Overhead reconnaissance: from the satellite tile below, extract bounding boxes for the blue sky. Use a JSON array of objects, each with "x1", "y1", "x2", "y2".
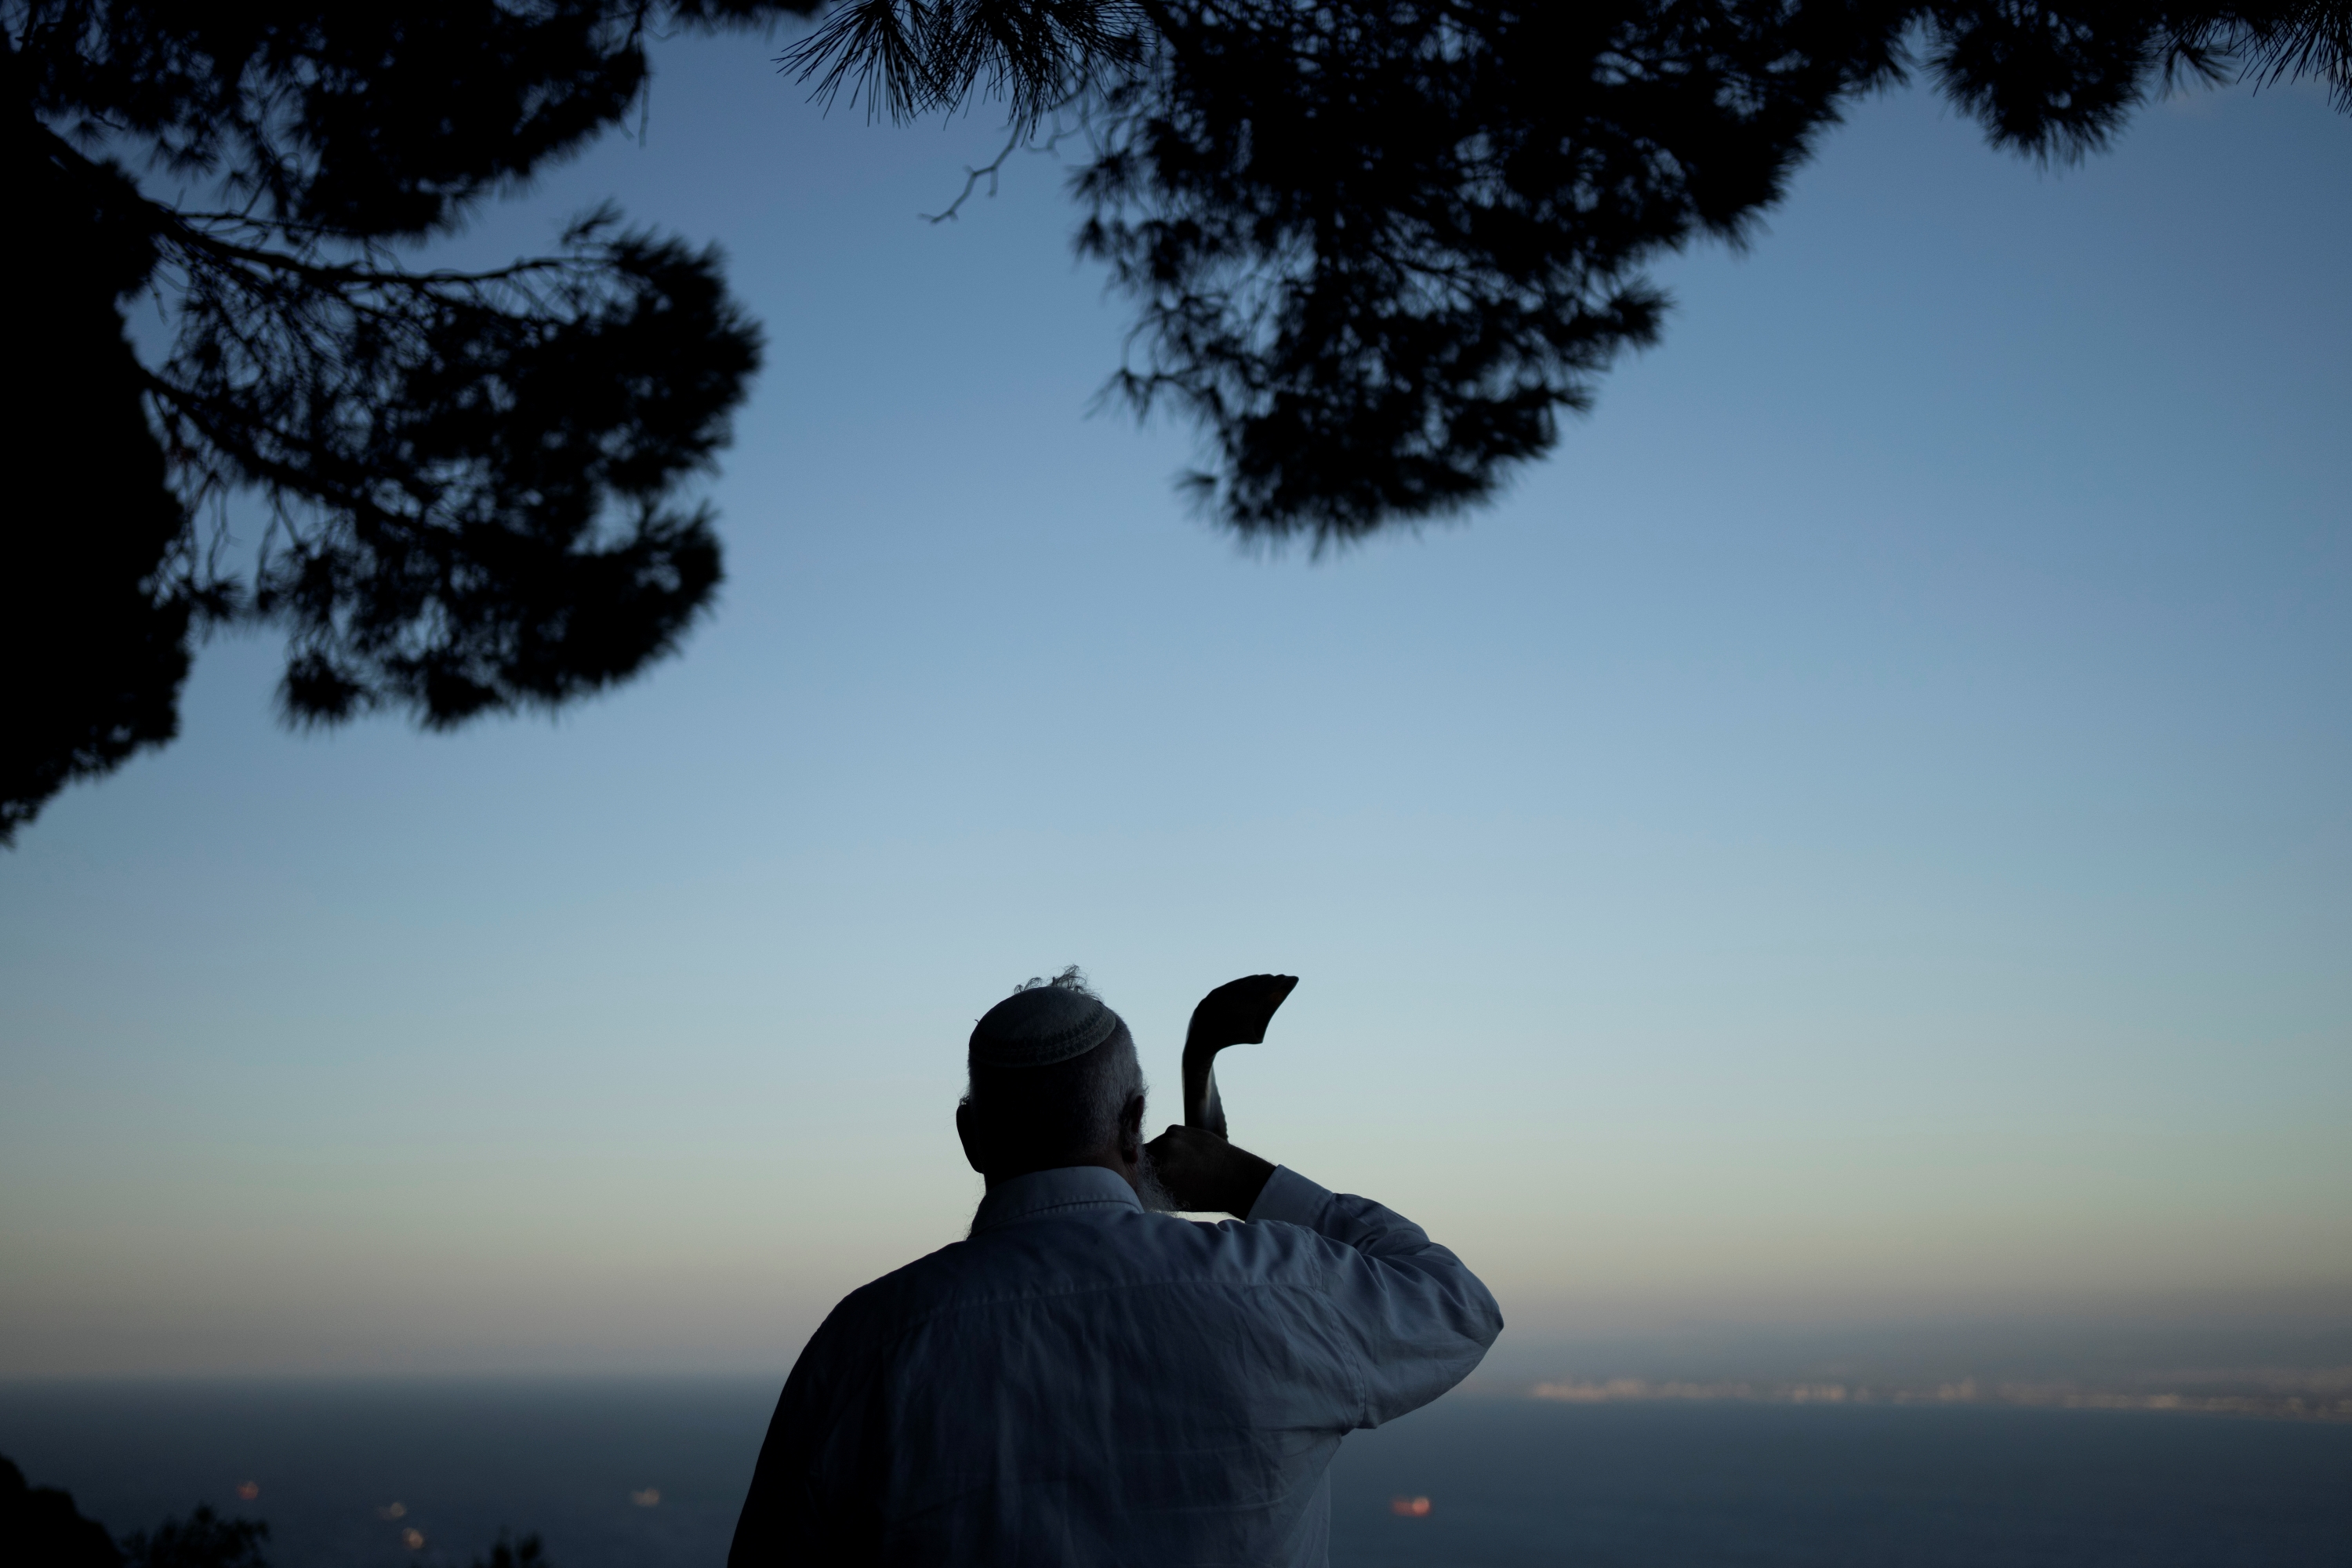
[{"x1": 2, "y1": 34, "x2": 2347, "y2": 1377}]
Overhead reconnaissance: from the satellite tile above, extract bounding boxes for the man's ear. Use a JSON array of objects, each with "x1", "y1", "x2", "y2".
[
  {"x1": 1116, "y1": 1093, "x2": 1146, "y2": 1163},
  {"x1": 956, "y1": 1101, "x2": 987, "y2": 1175}
]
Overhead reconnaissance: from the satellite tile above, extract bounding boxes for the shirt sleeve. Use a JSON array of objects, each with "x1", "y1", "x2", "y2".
[{"x1": 1246, "y1": 1165, "x2": 1505, "y2": 1428}]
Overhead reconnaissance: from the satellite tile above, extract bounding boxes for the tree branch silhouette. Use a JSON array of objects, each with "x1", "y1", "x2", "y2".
[
  {"x1": 3, "y1": 0, "x2": 823, "y2": 843},
  {"x1": 11, "y1": 1, "x2": 2347, "y2": 840},
  {"x1": 789, "y1": 1, "x2": 2352, "y2": 547},
  {"x1": 920, "y1": 126, "x2": 1025, "y2": 222}
]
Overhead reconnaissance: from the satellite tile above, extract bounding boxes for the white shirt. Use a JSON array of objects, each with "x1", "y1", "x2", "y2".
[{"x1": 728, "y1": 1164, "x2": 1503, "y2": 1567}]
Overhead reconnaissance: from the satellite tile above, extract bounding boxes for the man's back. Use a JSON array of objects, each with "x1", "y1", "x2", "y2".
[{"x1": 730, "y1": 1164, "x2": 1501, "y2": 1567}]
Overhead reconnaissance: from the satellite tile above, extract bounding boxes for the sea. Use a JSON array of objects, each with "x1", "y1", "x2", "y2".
[{"x1": 4, "y1": 1379, "x2": 2347, "y2": 1568}]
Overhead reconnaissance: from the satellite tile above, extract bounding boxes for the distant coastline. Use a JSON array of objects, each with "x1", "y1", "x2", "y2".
[{"x1": 1529, "y1": 1370, "x2": 2352, "y2": 1421}]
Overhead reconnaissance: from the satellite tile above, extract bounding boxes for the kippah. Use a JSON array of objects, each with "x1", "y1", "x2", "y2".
[{"x1": 969, "y1": 981, "x2": 1125, "y2": 1069}]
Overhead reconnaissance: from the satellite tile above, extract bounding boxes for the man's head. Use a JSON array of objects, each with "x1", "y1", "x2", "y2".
[{"x1": 957, "y1": 967, "x2": 1162, "y2": 1202}]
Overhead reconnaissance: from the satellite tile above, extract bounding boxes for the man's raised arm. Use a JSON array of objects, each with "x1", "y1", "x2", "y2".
[{"x1": 1145, "y1": 1125, "x2": 1504, "y2": 1425}]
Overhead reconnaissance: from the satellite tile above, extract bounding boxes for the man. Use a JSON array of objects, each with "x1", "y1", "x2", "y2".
[{"x1": 728, "y1": 968, "x2": 1502, "y2": 1566}]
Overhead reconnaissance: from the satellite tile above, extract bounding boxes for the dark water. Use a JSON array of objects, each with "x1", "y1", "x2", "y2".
[
  {"x1": 4, "y1": 1381, "x2": 2347, "y2": 1567},
  {"x1": 1332, "y1": 1397, "x2": 2352, "y2": 1567}
]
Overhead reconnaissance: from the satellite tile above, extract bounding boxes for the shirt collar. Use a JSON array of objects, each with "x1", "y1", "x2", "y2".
[{"x1": 971, "y1": 1165, "x2": 1143, "y2": 1234}]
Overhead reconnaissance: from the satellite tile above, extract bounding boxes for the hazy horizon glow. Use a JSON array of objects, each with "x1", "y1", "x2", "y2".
[{"x1": 2, "y1": 41, "x2": 2347, "y2": 1378}]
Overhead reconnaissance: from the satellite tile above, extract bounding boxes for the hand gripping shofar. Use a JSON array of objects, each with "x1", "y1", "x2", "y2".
[{"x1": 1180, "y1": 974, "x2": 1299, "y2": 1138}]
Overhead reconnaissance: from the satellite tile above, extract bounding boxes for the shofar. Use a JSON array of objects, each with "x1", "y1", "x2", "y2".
[{"x1": 1180, "y1": 974, "x2": 1299, "y2": 1137}]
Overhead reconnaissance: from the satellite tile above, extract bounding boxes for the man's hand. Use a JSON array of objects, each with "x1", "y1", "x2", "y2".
[{"x1": 1145, "y1": 1124, "x2": 1276, "y2": 1217}]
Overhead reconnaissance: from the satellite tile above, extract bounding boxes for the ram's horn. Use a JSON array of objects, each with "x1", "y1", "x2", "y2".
[{"x1": 1181, "y1": 974, "x2": 1299, "y2": 1137}]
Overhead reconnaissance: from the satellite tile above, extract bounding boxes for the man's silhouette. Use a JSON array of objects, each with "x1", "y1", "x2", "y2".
[{"x1": 728, "y1": 968, "x2": 1501, "y2": 1566}]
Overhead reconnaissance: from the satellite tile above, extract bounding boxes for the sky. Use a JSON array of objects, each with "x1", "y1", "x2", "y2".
[{"x1": 2, "y1": 31, "x2": 2347, "y2": 1381}]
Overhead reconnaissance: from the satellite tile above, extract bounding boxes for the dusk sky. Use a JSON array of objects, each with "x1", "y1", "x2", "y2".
[{"x1": 2, "y1": 32, "x2": 2347, "y2": 1379}]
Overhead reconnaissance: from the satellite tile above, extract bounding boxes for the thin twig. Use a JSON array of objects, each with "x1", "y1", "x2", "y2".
[
  {"x1": 918, "y1": 89, "x2": 1097, "y2": 223},
  {"x1": 164, "y1": 216, "x2": 578, "y2": 291},
  {"x1": 920, "y1": 128, "x2": 1024, "y2": 223}
]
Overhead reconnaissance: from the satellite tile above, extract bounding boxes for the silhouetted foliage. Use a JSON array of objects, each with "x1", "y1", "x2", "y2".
[
  {"x1": 2, "y1": 1455, "x2": 125, "y2": 1568},
  {"x1": 9, "y1": 123, "x2": 195, "y2": 839},
  {"x1": 793, "y1": 2, "x2": 2350, "y2": 545},
  {"x1": 2, "y1": 1453, "x2": 568, "y2": 1568},
  {"x1": 119, "y1": 1507, "x2": 269, "y2": 1568},
  {"x1": 3, "y1": 0, "x2": 818, "y2": 842},
  {"x1": 793, "y1": 0, "x2": 1145, "y2": 124},
  {"x1": 12, "y1": 3, "x2": 2346, "y2": 840},
  {"x1": 1073, "y1": 4, "x2": 1904, "y2": 539},
  {"x1": 472, "y1": 1530, "x2": 550, "y2": 1568}
]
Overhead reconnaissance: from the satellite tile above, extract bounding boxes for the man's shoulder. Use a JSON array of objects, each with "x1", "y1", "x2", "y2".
[
  {"x1": 818, "y1": 1235, "x2": 978, "y2": 1337},
  {"x1": 826, "y1": 1204, "x2": 1346, "y2": 1338}
]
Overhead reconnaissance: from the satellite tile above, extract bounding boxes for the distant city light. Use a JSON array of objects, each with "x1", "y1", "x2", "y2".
[
  {"x1": 402, "y1": 1529, "x2": 426, "y2": 1550},
  {"x1": 234, "y1": 1483, "x2": 260, "y2": 1501},
  {"x1": 630, "y1": 1488, "x2": 662, "y2": 1508},
  {"x1": 1388, "y1": 1495, "x2": 1432, "y2": 1518},
  {"x1": 378, "y1": 1504, "x2": 408, "y2": 1521}
]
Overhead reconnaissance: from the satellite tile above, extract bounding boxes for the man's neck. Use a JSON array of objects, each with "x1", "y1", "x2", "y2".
[{"x1": 982, "y1": 1149, "x2": 1138, "y2": 1195}]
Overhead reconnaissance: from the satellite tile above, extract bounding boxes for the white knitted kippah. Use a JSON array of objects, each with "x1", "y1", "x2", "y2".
[{"x1": 968, "y1": 975, "x2": 1124, "y2": 1069}]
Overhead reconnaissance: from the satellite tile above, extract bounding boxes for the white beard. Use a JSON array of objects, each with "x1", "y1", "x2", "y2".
[{"x1": 1131, "y1": 1146, "x2": 1177, "y2": 1214}]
